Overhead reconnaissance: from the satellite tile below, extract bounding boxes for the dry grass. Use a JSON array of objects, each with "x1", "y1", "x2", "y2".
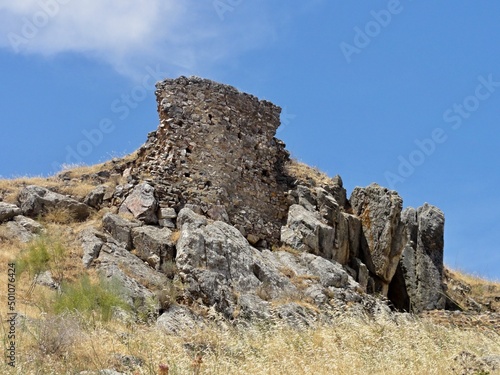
[
  {"x1": 285, "y1": 159, "x2": 335, "y2": 187},
  {"x1": 170, "y1": 230, "x2": 181, "y2": 244},
  {"x1": 1, "y1": 310, "x2": 499, "y2": 374}
]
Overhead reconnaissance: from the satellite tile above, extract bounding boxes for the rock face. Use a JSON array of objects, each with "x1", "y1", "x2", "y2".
[
  {"x1": 350, "y1": 184, "x2": 406, "y2": 295},
  {"x1": 18, "y1": 185, "x2": 90, "y2": 220},
  {"x1": 0, "y1": 202, "x2": 21, "y2": 222},
  {"x1": 389, "y1": 204, "x2": 446, "y2": 312},
  {"x1": 176, "y1": 208, "x2": 362, "y2": 320},
  {"x1": 119, "y1": 183, "x2": 158, "y2": 224},
  {"x1": 133, "y1": 76, "x2": 293, "y2": 244}
]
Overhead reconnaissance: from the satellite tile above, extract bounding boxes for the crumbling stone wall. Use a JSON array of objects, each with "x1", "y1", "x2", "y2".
[{"x1": 134, "y1": 76, "x2": 292, "y2": 243}]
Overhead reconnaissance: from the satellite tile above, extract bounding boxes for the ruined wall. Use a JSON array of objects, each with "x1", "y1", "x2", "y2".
[{"x1": 134, "y1": 76, "x2": 292, "y2": 243}]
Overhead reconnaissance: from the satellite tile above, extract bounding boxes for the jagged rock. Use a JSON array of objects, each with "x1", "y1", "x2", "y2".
[
  {"x1": 80, "y1": 227, "x2": 106, "y2": 268},
  {"x1": 13, "y1": 215, "x2": 43, "y2": 234},
  {"x1": 35, "y1": 270, "x2": 59, "y2": 290},
  {"x1": 281, "y1": 205, "x2": 343, "y2": 260},
  {"x1": 119, "y1": 183, "x2": 158, "y2": 224},
  {"x1": 0, "y1": 202, "x2": 21, "y2": 222},
  {"x1": 350, "y1": 183, "x2": 406, "y2": 295},
  {"x1": 158, "y1": 207, "x2": 177, "y2": 228},
  {"x1": 156, "y1": 305, "x2": 204, "y2": 335},
  {"x1": 389, "y1": 204, "x2": 446, "y2": 312},
  {"x1": 131, "y1": 226, "x2": 175, "y2": 266},
  {"x1": 273, "y1": 302, "x2": 318, "y2": 327},
  {"x1": 97, "y1": 240, "x2": 167, "y2": 309},
  {"x1": 1, "y1": 216, "x2": 43, "y2": 243},
  {"x1": 102, "y1": 213, "x2": 141, "y2": 250},
  {"x1": 280, "y1": 204, "x2": 336, "y2": 260},
  {"x1": 207, "y1": 204, "x2": 229, "y2": 222},
  {"x1": 84, "y1": 185, "x2": 107, "y2": 208},
  {"x1": 176, "y1": 208, "x2": 361, "y2": 319},
  {"x1": 18, "y1": 185, "x2": 90, "y2": 220},
  {"x1": 176, "y1": 207, "x2": 207, "y2": 228}
]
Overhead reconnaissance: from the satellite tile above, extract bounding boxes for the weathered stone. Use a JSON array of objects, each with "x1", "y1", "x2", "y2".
[
  {"x1": 102, "y1": 213, "x2": 141, "y2": 250},
  {"x1": 176, "y1": 207, "x2": 207, "y2": 229},
  {"x1": 13, "y1": 215, "x2": 43, "y2": 234},
  {"x1": 97, "y1": 241, "x2": 167, "y2": 309},
  {"x1": 207, "y1": 204, "x2": 229, "y2": 222},
  {"x1": 119, "y1": 183, "x2": 158, "y2": 224},
  {"x1": 131, "y1": 226, "x2": 175, "y2": 265},
  {"x1": 35, "y1": 270, "x2": 59, "y2": 290},
  {"x1": 0, "y1": 202, "x2": 21, "y2": 222},
  {"x1": 159, "y1": 207, "x2": 177, "y2": 228},
  {"x1": 156, "y1": 305, "x2": 204, "y2": 335},
  {"x1": 133, "y1": 77, "x2": 293, "y2": 244},
  {"x1": 18, "y1": 185, "x2": 90, "y2": 220},
  {"x1": 350, "y1": 183, "x2": 406, "y2": 294},
  {"x1": 79, "y1": 227, "x2": 106, "y2": 268},
  {"x1": 84, "y1": 185, "x2": 107, "y2": 208},
  {"x1": 280, "y1": 204, "x2": 335, "y2": 259},
  {"x1": 1, "y1": 217, "x2": 42, "y2": 243},
  {"x1": 389, "y1": 204, "x2": 446, "y2": 312}
]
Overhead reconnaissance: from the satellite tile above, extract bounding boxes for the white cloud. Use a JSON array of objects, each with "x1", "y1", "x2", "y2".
[{"x1": 0, "y1": 0, "x2": 276, "y2": 80}]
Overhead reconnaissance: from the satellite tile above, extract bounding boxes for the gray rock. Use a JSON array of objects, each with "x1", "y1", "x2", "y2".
[
  {"x1": 207, "y1": 204, "x2": 229, "y2": 222},
  {"x1": 97, "y1": 240, "x2": 167, "y2": 309},
  {"x1": 79, "y1": 227, "x2": 106, "y2": 268},
  {"x1": 350, "y1": 183, "x2": 406, "y2": 295},
  {"x1": 156, "y1": 304, "x2": 204, "y2": 335},
  {"x1": 84, "y1": 185, "x2": 107, "y2": 208},
  {"x1": 13, "y1": 215, "x2": 43, "y2": 234},
  {"x1": 131, "y1": 226, "x2": 175, "y2": 265},
  {"x1": 390, "y1": 204, "x2": 445, "y2": 312},
  {"x1": 18, "y1": 185, "x2": 90, "y2": 220},
  {"x1": 0, "y1": 202, "x2": 21, "y2": 222},
  {"x1": 35, "y1": 270, "x2": 59, "y2": 290},
  {"x1": 119, "y1": 183, "x2": 158, "y2": 224},
  {"x1": 281, "y1": 204, "x2": 335, "y2": 258},
  {"x1": 177, "y1": 207, "x2": 207, "y2": 229},
  {"x1": 159, "y1": 207, "x2": 177, "y2": 228},
  {"x1": 176, "y1": 209, "x2": 360, "y2": 319},
  {"x1": 1, "y1": 220, "x2": 37, "y2": 242},
  {"x1": 102, "y1": 213, "x2": 141, "y2": 250}
]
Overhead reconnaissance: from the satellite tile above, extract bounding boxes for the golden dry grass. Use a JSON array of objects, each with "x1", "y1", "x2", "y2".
[
  {"x1": 1, "y1": 308, "x2": 499, "y2": 375},
  {"x1": 285, "y1": 159, "x2": 335, "y2": 187}
]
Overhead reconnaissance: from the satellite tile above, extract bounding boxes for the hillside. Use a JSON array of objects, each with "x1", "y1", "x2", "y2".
[{"x1": 1, "y1": 76, "x2": 499, "y2": 374}]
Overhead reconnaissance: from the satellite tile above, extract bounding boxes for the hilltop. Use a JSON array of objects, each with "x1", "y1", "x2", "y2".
[{"x1": 0, "y1": 77, "x2": 499, "y2": 374}]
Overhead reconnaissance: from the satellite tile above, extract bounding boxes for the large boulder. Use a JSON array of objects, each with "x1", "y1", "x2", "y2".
[
  {"x1": 176, "y1": 208, "x2": 361, "y2": 319},
  {"x1": 18, "y1": 185, "x2": 90, "y2": 220},
  {"x1": 350, "y1": 183, "x2": 406, "y2": 295},
  {"x1": 102, "y1": 213, "x2": 141, "y2": 250},
  {"x1": 0, "y1": 215, "x2": 43, "y2": 243},
  {"x1": 119, "y1": 183, "x2": 158, "y2": 224},
  {"x1": 389, "y1": 204, "x2": 446, "y2": 312},
  {"x1": 280, "y1": 204, "x2": 335, "y2": 260},
  {"x1": 0, "y1": 202, "x2": 21, "y2": 222},
  {"x1": 131, "y1": 226, "x2": 175, "y2": 267}
]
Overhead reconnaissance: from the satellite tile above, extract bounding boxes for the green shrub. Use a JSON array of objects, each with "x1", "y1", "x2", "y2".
[
  {"x1": 16, "y1": 235, "x2": 59, "y2": 278},
  {"x1": 53, "y1": 274, "x2": 129, "y2": 321}
]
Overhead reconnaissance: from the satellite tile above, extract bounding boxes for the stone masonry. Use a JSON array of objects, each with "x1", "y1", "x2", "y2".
[{"x1": 134, "y1": 77, "x2": 293, "y2": 244}]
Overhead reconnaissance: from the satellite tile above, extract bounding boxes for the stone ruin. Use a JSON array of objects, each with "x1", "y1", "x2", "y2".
[{"x1": 134, "y1": 76, "x2": 292, "y2": 245}]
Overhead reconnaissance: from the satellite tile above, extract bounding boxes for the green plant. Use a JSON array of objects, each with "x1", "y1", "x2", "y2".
[
  {"x1": 16, "y1": 234, "x2": 67, "y2": 285},
  {"x1": 53, "y1": 274, "x2": 129, "y2": 321}
]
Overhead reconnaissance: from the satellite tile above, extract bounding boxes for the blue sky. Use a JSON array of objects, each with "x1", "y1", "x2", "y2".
[{"x1": 0, "y1": 1, "x2": 499, "y2": 279}]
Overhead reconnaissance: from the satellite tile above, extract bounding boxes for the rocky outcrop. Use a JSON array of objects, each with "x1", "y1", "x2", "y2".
[
  {"x1": 350, "y1": 184, "x2": 406, "y2": 295},
  {"x1": 102, "y1": 213, "x2": 141, "y2": 250},
  {"x1": 176, "y1": 208, "x2": 364, "y2": 320},
  {"x1": 119, "y1": 183, "x2": 158, "y2": 224},
  {"x1": 18, "y1": 185, "x2": 90, "y2": 220},
  {"x1": 131, "y1": 226, "x2": 175, "y2": 269},
  {"x1": 0, "y1": 202, "x2": 21, "y2": 222},
  {"x1": 389, "y1": 204, "x2": 446, "y2": 312}
]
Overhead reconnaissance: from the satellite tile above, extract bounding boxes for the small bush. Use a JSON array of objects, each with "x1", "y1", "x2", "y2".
[
  {"x1": 16, "y1": 234, "x2": 66, "y2": 281},
  {"x1": 30, "y1": 314, "x2": 80, "y2": 356},
  {"x1": 53, "y1": 274, "x2": 129, "y2": 321}
]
